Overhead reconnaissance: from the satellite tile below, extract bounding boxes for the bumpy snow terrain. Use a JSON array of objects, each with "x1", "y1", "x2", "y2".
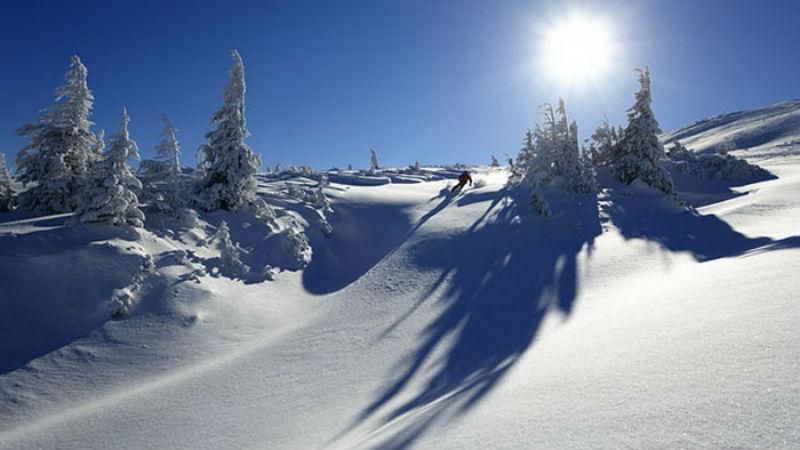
[{"x1": 1, "y1": 103, "x2": 799, "y2": 449}]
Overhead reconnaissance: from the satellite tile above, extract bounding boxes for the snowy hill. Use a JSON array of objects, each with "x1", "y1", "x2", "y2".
[
  {"x1": 2, "y1": 105, "x2": 800, "y2": 449},
  {"x1": 662, "y1": 99, "x2": 800, "y2": 156}
]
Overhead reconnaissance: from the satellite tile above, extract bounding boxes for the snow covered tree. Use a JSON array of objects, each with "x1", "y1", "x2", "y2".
[
  {"x1": 0, "y1": 153, "x2": 15, "y2": 211},
  {"x1": 511, "y1": 99, "x2": 596, "y2": 215},
  {"x1": 16, "y1": 55, "x2": 98, "y2": 212},
  {"x1": 74, "y1": 108, "x2": 145, "y2": 228},
  {"x1": 368, "y1": 148, "x2": 380, "y2": 175},
  {"x1": 196, "y1": 50, "x2": 261, "y2": 211},
  {"x1": 155, "y1": 114, "x2": 183, "y2": 209},
  {"x1": 586, "y1": 117, "x2": 620, "y2": 167},
  {"x1": 490, "y1": 155, "x2": 500, "y2": 167},
  {"x1": 609, "y1": 68, "x2": 674, "y2": 194},
  {"x1": 213, "y1": 221, "x2": 250, "y2": 278},
  {"x1": 716, "y1": 138, "x2": 737, "y2": 155},
  {"x1": 566, "y1": 121, "x2": 596, "y2": 193},
  {"x1": 666, "y1": 141, "x2": 692, "y2": 159},
  {"x1": 509, "y1": 129, "x2": 535, "y2": 184},
  {"x1": 664, "y1": 140, "x2": 772, "y2": 183}
]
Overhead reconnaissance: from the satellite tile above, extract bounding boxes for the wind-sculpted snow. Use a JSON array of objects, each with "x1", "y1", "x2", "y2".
[
  {"x1": 662, "y1": 99, "x2": 800, "y2": 155},
  {"x1": 0, "y1": 151, "x2": 799, "y2": 449},
  {"x1": 0, "y1": 217, "x2": 146, "y2": 374}
]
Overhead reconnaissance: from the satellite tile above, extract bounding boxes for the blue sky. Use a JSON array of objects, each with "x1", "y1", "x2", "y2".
[{"x1": 1, "y1": 0, "x2": 799, "y2": 170}]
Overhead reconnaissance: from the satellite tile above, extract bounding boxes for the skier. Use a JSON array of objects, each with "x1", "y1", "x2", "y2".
[{"x1": 451, "y1": 170, "x2": 473, "y2": 193}]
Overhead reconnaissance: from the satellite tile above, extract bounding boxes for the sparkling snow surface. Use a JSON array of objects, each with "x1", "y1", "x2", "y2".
[{"x1": 1, "y1": 107, "x2": 799, "y2": 449}]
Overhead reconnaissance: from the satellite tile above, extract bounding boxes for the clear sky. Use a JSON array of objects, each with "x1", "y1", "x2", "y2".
[{"x1": 1, "y1": 0, "x2": 799, "y2": 170}]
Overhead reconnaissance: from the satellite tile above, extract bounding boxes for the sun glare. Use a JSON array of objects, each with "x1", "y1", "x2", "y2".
[{"x1": 541, "y1": 13, "x2": 618, "y2": 87}]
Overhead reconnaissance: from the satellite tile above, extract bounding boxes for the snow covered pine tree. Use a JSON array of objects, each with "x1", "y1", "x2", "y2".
[
  {"x1": 213, "y1": 221, "x2": 250, "y2": 278},
  {"x1": 74, "y1": 108, "x2": 145, "y2": 227},
  {"x1": 368, "y1": 148, "x2": 380, "y2": 175},
  {"x1": 155, "y1": 114, "x2": 184, "y2": 211},
  {"x1": 0, "y1": 153, "x2": 15, "y2": 211},
  {"x1": 608, "y1": 67, "x2": 674, "y2": 195},
  {"x1": 511, "y1": 99, "x2": 596, "y2": 216},
  {"x1": 16, "y1": 55, "x2": 98, "y2": 212},
  {"x1": 586, "y1": 117, "x2": 621, "y2": 168},
  {"x1": 196, "y1": 50, "x2": 261, "y2": 211}
]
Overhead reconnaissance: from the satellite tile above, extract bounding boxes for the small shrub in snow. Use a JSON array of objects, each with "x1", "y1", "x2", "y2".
[
  {"x1": 247, "y1": 196, "x2": 280, "y2": 231},
  {"x1": 0, "y1": 153, "x2": 15, "y2": 211},
  {"x1": 285, "y1": 226, "x2": 313, "y2": 268},
  {"x1": 16, "y1": 55, "x2": 99, "y2": 212},
  {"x1": 212, "y1": 221, "x2": 250, "y2": 278},
  {"x1": 608, "y1": 68, "x2": 674, "y2": 195},
  {"x1": 74, "y1": 108, "x2": 145, "y2": 228},
  {"x1": 284, "y1": 181, "x2": 335, "y2": 236},
  {"x1": 110, "y1": 254, "x2": 154, "y2": 318},
  {"x1": 262, "y1": 265, "x2": 276, "y2": 281},
  {"x1": 666, "y1": 141, "x2": 693, "y2": 159},
  {"x1": 196, "y1": 50, "x2": 261, "y2": 211},
  {"x1": 716, "y1": 138, "x2": 737, "y2": 155},
  {"x1": 172, "y1": 207, "x2": 200, "y2": 229},
  {"x1": 664, "y1": 141, "x2": 773, "y2": 182}
]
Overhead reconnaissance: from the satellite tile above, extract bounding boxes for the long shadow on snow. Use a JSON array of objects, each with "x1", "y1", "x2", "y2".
[
  {"x1": 349, "y1": 180, "x2": 800, "y2": 448},
  {"x1": 600, "y1": 181, "x2": 800, "y2": 261},
  {"x1": 0, "y1": 220, "x2": 144, "y2": 375},
  {"x1": 351, "y1": 187, "x2": 602, "y2": 449},
  {"x1": 302, "y1": 200, "x2": 417, "y2": 294}
]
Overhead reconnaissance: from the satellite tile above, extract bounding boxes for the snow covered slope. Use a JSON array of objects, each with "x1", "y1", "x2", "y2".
[
  {"x1": 1, "y1": 106, "x2": 800, "y2": 449},
  {"x1": 662, "y1": 99, "x2": 800, "y2": 156}
]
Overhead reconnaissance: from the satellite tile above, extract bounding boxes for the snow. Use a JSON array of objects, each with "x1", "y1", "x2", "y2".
[{"x1": 1, "y1": 103, "x2": 800, "y2": 449}]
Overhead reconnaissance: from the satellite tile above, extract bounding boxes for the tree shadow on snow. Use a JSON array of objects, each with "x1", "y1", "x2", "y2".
[
  {"x1": 342, "y1": 176, "x2": 800, "y2": 448},
  {"x1": 599, "y1": 180, "x2": 800, "y2": 262},
  {"x1": 344, "y1": 187, "x2": 602, "y2": 449}
]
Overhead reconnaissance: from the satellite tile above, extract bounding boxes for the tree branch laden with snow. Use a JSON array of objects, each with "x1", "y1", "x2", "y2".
[{"x1": 196, "y1": 50, "x2": 261, "y2": 212}]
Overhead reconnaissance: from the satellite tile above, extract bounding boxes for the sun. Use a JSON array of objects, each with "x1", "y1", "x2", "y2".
[{"x1": 540, "y1": 13, "x2": 618, "y2": 87}]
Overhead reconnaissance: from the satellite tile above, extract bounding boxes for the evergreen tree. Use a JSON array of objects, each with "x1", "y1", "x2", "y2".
[
  {"x1": 490, "y1": 155, "x2": 500, "y2": 167},
  {"x1": 74, "y1": 108, "x2": 145, "y2": 227},
  {"x1": 586, "y1": 117, "x2": 620, "y2": 167},
  {"x1": 0, "y1": 153, "x2": 15, "y2": 211},
  {"x1": 16, "y1": 55, "x2": 98, "y2": 212},
  {"x1": 156, "y1": 114, "x2": 183, "y2": 209},
  {"x1": 510, "y1": 129, "x2": 536, "y2": 184},
  {"x1": 609, "y1": 68, "x2": 674, "y2": 194},
  {"x1": 196, "y1": 50, "x2": 261, "y2": 211},
  {"x1": 511, "y1": 99, "x2": 596, "y2": 215},
  {"x1": 368, "y1": 148, "x2": 380, "y2": 175},
  {"x1": 214, "y1": 221, "x2": 250, "y2": 277},
  {"x1": 666, "y1": 141, "x2": 692, "y2": 159}
]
